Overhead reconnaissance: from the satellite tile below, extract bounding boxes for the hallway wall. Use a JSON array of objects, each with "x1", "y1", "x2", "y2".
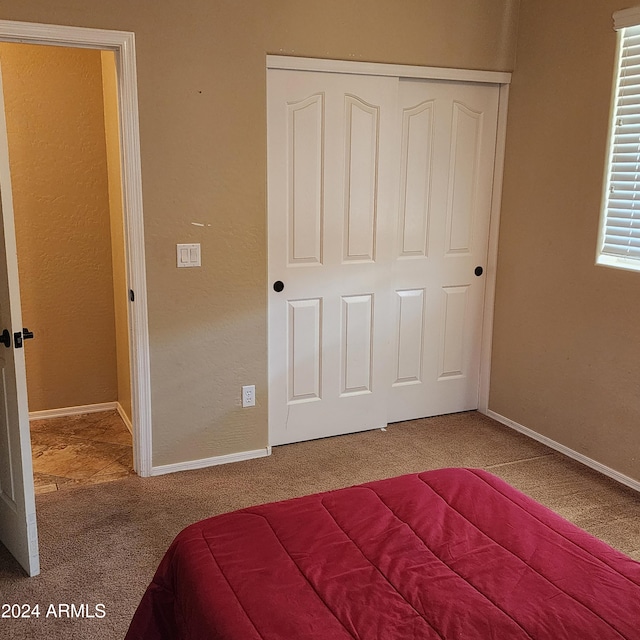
[
  {"x1": 0, "y1": 43, "x2": 118, "y2": 411},
  {"x1": 101, "y1": 50, "x2": 132, "y2": 423}
]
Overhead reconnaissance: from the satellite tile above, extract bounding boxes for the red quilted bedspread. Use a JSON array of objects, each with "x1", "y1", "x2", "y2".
[{"x1": 126, "y1": 468, "x2": 640, "y2": 639}]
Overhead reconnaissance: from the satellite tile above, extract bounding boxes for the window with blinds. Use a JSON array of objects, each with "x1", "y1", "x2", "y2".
[{"x1": 599, "y1": 16, "x2": 640, "y2": 271}]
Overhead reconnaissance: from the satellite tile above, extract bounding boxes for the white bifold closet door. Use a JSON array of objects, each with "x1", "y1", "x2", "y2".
[{"x1": 267, "y1": 68, "x2": 499, "y2": 446}]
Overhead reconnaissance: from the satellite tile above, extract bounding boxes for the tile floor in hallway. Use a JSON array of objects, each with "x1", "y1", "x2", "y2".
[{"x1": 30, "y1": 410, "x2": 134, "y2": 494}]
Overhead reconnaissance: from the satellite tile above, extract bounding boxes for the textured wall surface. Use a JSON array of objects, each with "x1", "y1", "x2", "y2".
[
  {"x1": 101, "y1": 50, "x2": 132, "y2": 423},
  {"x1": 0, "y1": 1, "x2": 520, "y2": 466},
  {"x1": 0, "y1": 43, "x2": 118, "y2": 412},
  {"x1": 492, "y1": 0, "x2": 640, "y2": 481}
]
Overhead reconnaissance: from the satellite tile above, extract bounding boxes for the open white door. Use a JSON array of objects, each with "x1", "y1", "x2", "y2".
[{"x1": 0, "y1": 62, "x2": 39, "y2": 577}]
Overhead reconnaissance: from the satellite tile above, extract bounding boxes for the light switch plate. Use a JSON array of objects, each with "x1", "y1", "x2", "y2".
[{"x1": 177, "y1": 243, "x2": 201, "y2": 268}]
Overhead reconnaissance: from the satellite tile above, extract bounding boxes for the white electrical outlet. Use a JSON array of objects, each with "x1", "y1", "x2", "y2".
[{"x1": 242, "y1": 385, "x2": 255, "y2": 408}]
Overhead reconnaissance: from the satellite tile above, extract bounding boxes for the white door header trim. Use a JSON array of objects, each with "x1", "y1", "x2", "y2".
[
  {"x1": 0, "y1": 19, "x2": 132, "y2": 49},
  {"x1": 267, "y1": 55, "x2": 511, "y2": 85}
]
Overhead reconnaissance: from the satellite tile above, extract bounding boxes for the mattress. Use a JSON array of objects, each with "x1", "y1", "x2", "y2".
[{"x1": 126, "y1": 468, "x2": 640, "y2": 639}]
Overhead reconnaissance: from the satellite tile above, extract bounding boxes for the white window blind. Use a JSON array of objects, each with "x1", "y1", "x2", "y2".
[{"x1": 600, "y1": 22, "x2": 640, "y2": 269}]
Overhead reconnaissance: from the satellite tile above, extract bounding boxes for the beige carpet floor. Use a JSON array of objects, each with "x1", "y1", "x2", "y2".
[{"x1": 1, "y1": 411, "x2": 640, "y2": 639}]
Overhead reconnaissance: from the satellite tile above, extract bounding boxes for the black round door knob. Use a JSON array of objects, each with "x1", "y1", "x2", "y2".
[
  {"x1": 273, "y1": 280, "x2": 284, "y2": 292},
  {"x1": 474, "y1": 266, "x2": 484, "y2": 277}
]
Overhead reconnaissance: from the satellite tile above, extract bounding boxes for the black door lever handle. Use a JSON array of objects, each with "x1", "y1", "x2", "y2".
[{"x1": 1, "y1": 328, "x2": 34, "y2": 349}]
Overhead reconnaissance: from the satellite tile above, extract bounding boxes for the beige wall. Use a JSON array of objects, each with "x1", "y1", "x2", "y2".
[
  {"x1": 0, "y1": 1, "x2": 520, "y2": 466},
  {"x1": 0, "y1": 43, "x2": 118, "y2": 411},
  {"x1": 492, "y1": 0, "x2": 640, "y2": 481},
  {"x1": 101, "y1": 50, "x2": 132, "y2": 423}
]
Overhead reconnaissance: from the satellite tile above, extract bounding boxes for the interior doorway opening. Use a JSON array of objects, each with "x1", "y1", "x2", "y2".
[
  {"x1": 0, "y1": 43, "x2": 135, "y2": 490},
  {"x1": 0, "y1": 20, "x2": 150, "y2": 577}
]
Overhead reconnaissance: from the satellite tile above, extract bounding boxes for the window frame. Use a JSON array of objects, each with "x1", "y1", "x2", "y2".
[{"x1": 597, "y1": 7, "x2": 640, "y2": 272}]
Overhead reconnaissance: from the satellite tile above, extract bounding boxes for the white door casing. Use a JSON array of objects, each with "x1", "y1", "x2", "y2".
[
  {"x1": 0, "y1": 62, "x2": 39, "y2": 577},
  {"x1": 0, "y1": 20, "x2": 152, "y2": 477},
  {"x1": 268, "y1": 60, "x2": 507, "y2": 446}
]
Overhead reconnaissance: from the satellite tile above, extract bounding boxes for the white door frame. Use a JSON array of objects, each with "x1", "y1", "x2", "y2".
[
  {"x1": 0, "y1": 20, "x2": 153, "y2": 476},
  {"x1": 266, "y1": 55, "x2": 512, "y2": 422}
]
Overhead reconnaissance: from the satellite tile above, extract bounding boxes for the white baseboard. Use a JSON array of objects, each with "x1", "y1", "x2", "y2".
[
  {"x1": 150, "y1": 446, "x2": 272, "y2": 477},
  {"x1": 484, "y1": 410, "x2": 640, "y2": 493},
  {"x1": 29, "y1": 402, "x2": 119, "y2": 421},
  {"x1": 116, "y1": 403, "x2": 134, "y2": 435},
  {"x1": 30, "y1": 401, "x2": 134, "y2": 437}
]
